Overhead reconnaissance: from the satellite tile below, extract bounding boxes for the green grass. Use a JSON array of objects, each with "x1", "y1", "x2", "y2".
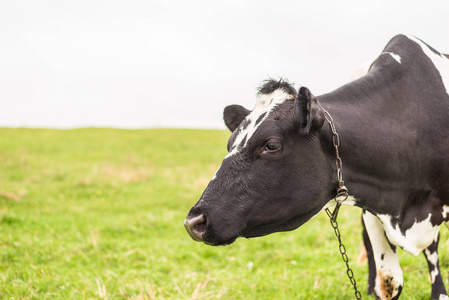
[{"x1": 0, "y1": 128, "x2": 448, "y2": 299}]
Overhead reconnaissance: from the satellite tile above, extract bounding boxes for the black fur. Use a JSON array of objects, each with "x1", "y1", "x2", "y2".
[{"x1": 257, "y1": 78, "x2": 296, "y2": 96}]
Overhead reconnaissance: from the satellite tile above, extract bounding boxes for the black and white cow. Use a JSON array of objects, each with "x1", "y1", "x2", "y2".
[{"x1": 185, "y1": 34, "x2": 449, "y2": 299}]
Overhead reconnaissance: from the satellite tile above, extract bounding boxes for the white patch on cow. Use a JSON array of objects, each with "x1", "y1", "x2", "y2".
[
  {"x1": 424, "y1": 248, "x2": 439, "y2": 283},
  {"x1": 376, "y1": 213, "x2": 440, "y2": 256},
  {"x1": 322, "y1": 195, "x2": 357, "y2": 211},
  {"x1": 440, "y1": 294, "x2": 449, "y2": 300},
  {"x1": 406, "y1": 35, "x2": 449, "y2": 96},
  {"x1": 442, "y1": 205, "x2": 449, "y2": 219},
  {"x1": 210, "y1": 88, "x2": 294, "y2": 183},
  {"x1": 211, "y1": 165, "x2": 221, "y2": 181},
  {"x1": 310, "y1": 195, "x2": 357, "y2": 221},
  {"x1": 382, "y1": 51, "x2": 402, "y2": 64},
  {"x1": 363, "y1": 211, "x2": 403, "y2": 299},
  {"x1": 226, "y1": 89, "x2": 293, "y2": 159},
  {"x1": 224, "y1": 147, "x2": 239, "y2": 159}
]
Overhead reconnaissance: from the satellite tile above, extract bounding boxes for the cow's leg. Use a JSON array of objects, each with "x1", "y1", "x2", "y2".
[
  {"x1": 363, "y1": 211, "x2": 403, "y2": 299},
  {"x1": 423, "y1": 232, "x2": 447, "y2": 299},
  {"x1": 362, "y1": 211, "x2": 376, "y2": 295}
]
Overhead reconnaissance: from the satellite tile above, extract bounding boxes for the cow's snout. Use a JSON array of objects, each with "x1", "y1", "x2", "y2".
[{"x1": 184, "y1": 214, "x2": 207, "y2": 242}]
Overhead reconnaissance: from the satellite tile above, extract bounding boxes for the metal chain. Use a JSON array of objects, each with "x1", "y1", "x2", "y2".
[
  {"x1": 323, "y1": 109, "x2": 362, "y2": 300},
  {"x1": 325, "y1": 208, "x2": 362, "y2": 299},
  {"x1": 324, "y1": 110, "x2": 344, "y2": 185}
]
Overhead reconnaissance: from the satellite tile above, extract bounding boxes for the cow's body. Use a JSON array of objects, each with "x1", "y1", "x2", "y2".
[{"x1": 185, "y1": 35, "x2": 449, "y2": 299}]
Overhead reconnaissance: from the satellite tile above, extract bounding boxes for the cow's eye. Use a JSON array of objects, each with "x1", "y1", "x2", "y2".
[{"x1": 264, "y1": 142, "x2": 282, "y2": 152}]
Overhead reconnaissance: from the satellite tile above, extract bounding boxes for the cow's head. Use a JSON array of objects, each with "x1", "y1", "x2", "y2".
[{"x1": 185, "y1": 79, "x2": 335, "y2": 245}]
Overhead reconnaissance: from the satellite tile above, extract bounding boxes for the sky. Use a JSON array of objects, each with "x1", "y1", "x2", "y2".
[{"x1": 1, "y1": 0, "x2": 449, "y2": 129}]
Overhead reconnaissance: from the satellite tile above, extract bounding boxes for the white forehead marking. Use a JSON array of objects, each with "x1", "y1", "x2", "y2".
[
  {"x1": 226, "y1": 89, "x2": 293, "y2": 158},
  {"x1": 211, "y1": 165, "x2": 221, "y2": 181},
  {"x1": 382, "y1": 51, "x2": 402, "y2": 64},
  {"x1": 406, "y1": 35, "x2": 449, "y2": 96}
]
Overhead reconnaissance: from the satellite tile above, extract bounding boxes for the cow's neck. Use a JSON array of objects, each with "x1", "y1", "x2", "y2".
[{"x1": 317, "y1": 70, "x2": 411, "y2": 216}]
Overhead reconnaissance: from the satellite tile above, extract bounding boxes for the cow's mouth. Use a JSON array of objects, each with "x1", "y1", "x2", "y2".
[
  {"x1": 186, "y1": 204, "x2": 323, "y2": 246},
  {"x1": 240, "y1": 208, "x2": 319, "y2": 239}
]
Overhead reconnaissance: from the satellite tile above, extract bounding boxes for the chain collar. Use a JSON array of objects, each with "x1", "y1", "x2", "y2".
[
  {"x1": 323, "y1": 109, "x2": 349, "y2": 221},
  {"x1": 321, "y1": 107, "x2": 362, "y2": 299}
]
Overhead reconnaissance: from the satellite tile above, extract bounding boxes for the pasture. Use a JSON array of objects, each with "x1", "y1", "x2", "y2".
[{"x1": 0, "y1": 128, "x2": 447, "y2": 299}]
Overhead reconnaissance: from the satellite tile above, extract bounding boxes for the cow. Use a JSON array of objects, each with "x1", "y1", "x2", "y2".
[
  {"x1": 184, "y1": 34, "x2": 449, "y2": 299},
  {"x1": 350, "y1": 54, "x2": 449, "y2": 298}
]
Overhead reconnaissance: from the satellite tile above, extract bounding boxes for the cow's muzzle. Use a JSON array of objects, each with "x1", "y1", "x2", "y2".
[{"x1": 184, "y1": 214, "x2": 207, "y2": 242}]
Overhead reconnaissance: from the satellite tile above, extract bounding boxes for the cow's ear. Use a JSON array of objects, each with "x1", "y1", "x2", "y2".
[
  {"x1": 293, "y1": 87, "x2": 325, "y2": 136},
  {"x1": 223, "y1": 105, "x2": 250, "y2": 132}
]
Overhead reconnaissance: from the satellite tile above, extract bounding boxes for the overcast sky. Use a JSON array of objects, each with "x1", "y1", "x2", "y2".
[{"x1": 1, "y1": 0, "x2": 449, "y2": 129}]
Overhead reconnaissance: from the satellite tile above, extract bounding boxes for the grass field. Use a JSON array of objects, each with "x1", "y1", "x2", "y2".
[{"x1": 1, "y1": 128, "x2": 448, "y2": 299}]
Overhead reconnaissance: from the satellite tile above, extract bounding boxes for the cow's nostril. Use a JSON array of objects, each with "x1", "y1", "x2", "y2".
[
  {"x1": 184, "y1": 214, "x2": 207, "y2": 242},
  {"x1": 193, "y1": 221, "x2": 207, "y2": 233}
]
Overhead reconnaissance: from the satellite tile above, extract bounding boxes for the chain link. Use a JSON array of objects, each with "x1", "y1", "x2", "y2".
[
  {"x1": 325, "y1": 208, "x2": 362, "y2": 299},
  {"x1": 323, "y1": 109, "x2": 362, "y2": 299},
  {"x1": 324, "y1": 111, "x2": 344, "y2": 184}
]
